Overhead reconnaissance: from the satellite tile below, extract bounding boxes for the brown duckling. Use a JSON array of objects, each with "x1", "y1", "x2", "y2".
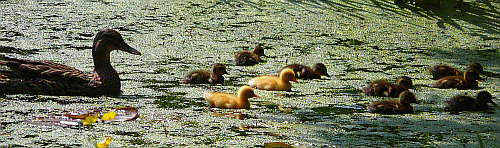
[
  {"x1": 248, "y1": 68, "x2": 298, "y2": 91},
  {"x1": 430, "y1": 68, "x2": 481, "y2": 89},
  {"x1": 277, "y1": 63, "x2": 330, "y2": 79},
  {"x1": 362, "y1": 76, "x2": 414, "y2": 97},
  {"x1": 366, "y1": 90, "x2": 418, "y2": 114},
  {"x1": 0, "y1": 29, "x2": 141, "y2": 96},
  {"x1": 427, "y1": 62, "x2": 484, "y2": 80},
  {"x1": 234, "y1": 45, "x2": 265, "y2": 66},
  {"x1": 445, "y1": 91, "x2": 497, "y2": 114},
  {"x1": 204, "y1": 85, "x2": 259, "y2": 109},
  {"x1": 180, "y1": 63, "x2": 228, "y2": 84}
]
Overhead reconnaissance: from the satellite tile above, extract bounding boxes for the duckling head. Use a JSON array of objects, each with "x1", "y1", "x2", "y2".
[
  {"x1": 313, "y1": 63, "x2": 330, "y2": 77},
  {"x1": 399, "y1": 91, "x2": 417, "y2": 104},
  {"x1": 280, "y1": 68, "x2": 298, "y2": 83},
  {"x1": 212, "y1": 63, "x2": 229, "y2": 76}
]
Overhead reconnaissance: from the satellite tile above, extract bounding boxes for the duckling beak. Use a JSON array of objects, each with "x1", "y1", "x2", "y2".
[
  {"x1": 492, "y1": 101, "x2": 498, "y2": 108},
  {"x1": 120, "y1": 43, "x2": 141, "y2": 55},
  {"x1": 253, "y1": 94, "x2": 260, "y2": 98}
]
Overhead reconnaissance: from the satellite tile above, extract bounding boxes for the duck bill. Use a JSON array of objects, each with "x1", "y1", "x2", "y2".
[
  {"x1": 292, "y1": 79, "x2": 299, "y2": 83},
  {"x1": 121, "y1": 43, "x2": 141, "y2": 55},
  {"x1": 253, "y1": 94, "x2": 260, "y2": 98}
]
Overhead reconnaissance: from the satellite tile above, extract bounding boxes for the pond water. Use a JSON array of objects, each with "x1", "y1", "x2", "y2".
[{"x1": 1, "y1": 0, "x2": 500, "y2": 147}]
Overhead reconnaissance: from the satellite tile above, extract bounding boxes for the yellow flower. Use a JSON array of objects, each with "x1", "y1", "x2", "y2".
[
  {"x1": 96, "y1": 137, "x2": 112, "y2": 148},
  {"x1": 101, "y1": 111, "x2": 117, "y2": 121},
  {"x1": 82, "y1": 115, "x2": 98, "y2": 126}
]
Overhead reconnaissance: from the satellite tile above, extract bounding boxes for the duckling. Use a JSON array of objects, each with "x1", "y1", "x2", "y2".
[
  {"x1": 180, "y1": 63, "x2": 228, "y2": 84},
  {"x1": 445, "y1": 91, "x2": 497, "y2": 114},
  {"x1": 362, "y1": 76, "x2": 414, "y2": 97},
  {"x1": 204, "y1": 85, "x2": 259, "y2": 109},
  {"x1": 427, "y1": 62, "x2": 484, "y2": 80},
  {"x1": 234, "y1": 45, "x2": 265, "y2": 66},
  {"x1": 430, "y1": 68, "x2": 481, "y2": 89},
  {"x1": 277, "y1": 63, "x2": 330, "y2": 79},
  {"x1": 248, "y1": 68, "x2": 298, "y2": 91},
  {"x1": 366, "y1": 90, "x2": 418, "y2": 114}
]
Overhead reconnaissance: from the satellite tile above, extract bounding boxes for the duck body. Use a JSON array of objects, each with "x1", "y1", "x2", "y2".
[
  {"x1": 362, "y1": 76, "x2": 413, "y2": 97},
  {"x1": 445, "y1": 91, "x2": 497, "y2": 114},
  {"x1": 366, "y1": 91, "x2": 418, "y2": 114},
  {"x1": 204, "y1": 85, "x2": 259, "y2": 109},
  {"x1": 234, "y1": 45, "x2": 265, "y2": 66},
  {"x1": 430, "y1": 69, "x2": 480, "y2": 89},
  {"x1": 427, "y1": 62, "x2": 484, "y2": 80},
  {"x1": 248, "y1": 68, "x2": 298, "y2": 91},
  {"x1": 0, "y1": 29, "x2": 141, "y2": 96},
  {"x1": 181, "y1": 63, "x2": 228, "y2": 84},
  {"x1": 278, "y1": 63, "x2": 330, "y2": 79}
]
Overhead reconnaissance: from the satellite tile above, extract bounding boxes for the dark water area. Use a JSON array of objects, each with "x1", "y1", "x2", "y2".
[{"x1": 1, "y1": 0, "x2": 500, "y2": 147}]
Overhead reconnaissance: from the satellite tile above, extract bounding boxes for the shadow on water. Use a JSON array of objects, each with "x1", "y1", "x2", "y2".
[{"x1": 215, "y1": 0, "x2": 499, "y2": 35}]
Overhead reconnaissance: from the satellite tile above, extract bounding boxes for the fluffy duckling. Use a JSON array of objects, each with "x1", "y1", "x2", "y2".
[
  {"x1": 427, "y1": 62, "x2": 484, "y2": 80},
  {"x1": 204, "y1": 85, "x2": 259, "y2": 109},
  {"x1": 362, "y1": 76, "x2": 414, "y2": 97},
  {"x1": 181, "y1": 63, "x2": 228, "y2": 84},
  {"x1": 445, "y1": 91, "x2": 497, "y2": 114},
  {"x1": 277, "y1": 63, "x2": 330, "y2": 79},
  {"x1": 366, "y1": 90, "x2": 418, "y2": 114},
  {"x1": 234, "y1": 45, "x2": 265, "y2": 66},
  {"x1": 248, "y1": 68, "x2": 298, "y2": 91},
  {"x1": 430, "y1": 69, "x2": 481, "y2": 89}
]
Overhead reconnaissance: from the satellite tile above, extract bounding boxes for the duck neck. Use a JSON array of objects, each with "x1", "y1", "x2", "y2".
[{"x1": 92, "y1": 40, "x2": 113, "y2": 70}]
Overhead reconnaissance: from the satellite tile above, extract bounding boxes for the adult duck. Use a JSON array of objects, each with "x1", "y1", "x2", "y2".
[
  {"x1": 204, "y1": 85, "x2": 259, "y2": 109},
  {"x1": 248, "y1": 68, "x2": 298, "y2": 91},
  {"x1": 362, "y1": 76, "x2": 414, "y2": 97},
  {"x1": 366, "y1": 90, "x2": 418, "y2": 114},
  {"x1": 431, "y1": 68, "x2": 481, "y2": 89},
  {"x1": 445, "y1": 91, "x2": 497, "y2": 114},
  {"x1": 180, "y1": 63, "x2": 228, "y2": 84},
  {"x1": 234, "y1": 45, "x2": 265, "y2": 66},
  {"x1": 427, "y1": 62, "x2": 484, "y2": 80},
  {"x1": 278, "y1": 63, "x2": 330, "y2": 79},
  {"x1": 0, "y1": 29, "x2": 141, "y2": 96}
]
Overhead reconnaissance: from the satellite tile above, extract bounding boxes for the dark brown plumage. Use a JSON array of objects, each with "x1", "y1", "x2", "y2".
[
  {"x1": 181, "y1": 63, "x2": 228, "y2": 84},
  {"x1": 278, "y1": 63, "x2": 330, "y2": 79},
  {"x1": 234, "y1": 45, "x2": 265, "y2": 66},
  {"x1": 445, "y1": 91, "x2": 497, "y2": 114},
  {"x1": 0, "y1": 29, "x2": 141, "y2": 96},
  {"x1": 427, "y1": 62, "x2": 484, "y2": 80},
  {"x1": 366, "y1": 90, "x2": 418, "y2": 114},
  {"x1": 362, "y1": 76, "x2": 414, "y2": 97},
  {"x1": 430, "y1": 69, "x2": 481, "y2": 89}
]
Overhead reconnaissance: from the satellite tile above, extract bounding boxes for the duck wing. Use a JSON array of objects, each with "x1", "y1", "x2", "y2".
[{"x1": 1, "y1": 56, "x2": 90, "y2": 81}]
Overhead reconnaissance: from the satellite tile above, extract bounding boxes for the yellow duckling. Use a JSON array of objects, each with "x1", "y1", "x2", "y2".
[
  {"x1": 204, "y1": 85, "x2": 259, "y2": 109},
  {"x1": 248, "y1": 68, "x2": 298, "y2": 91}
]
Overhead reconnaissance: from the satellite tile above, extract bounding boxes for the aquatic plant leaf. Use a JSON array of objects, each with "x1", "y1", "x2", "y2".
[
  {"x1": 264, "y1": 142, "x2": 295, "y2": 148},
  {"x1": 108, "y1": 107, "x2": 138, "y2": 122},
  {"x1": 23, "y1": 115, "x2": 80, "y2": 127}
]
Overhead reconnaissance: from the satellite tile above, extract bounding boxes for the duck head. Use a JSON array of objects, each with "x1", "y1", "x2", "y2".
[{"x1": 92, "y1": 29, "x2": 141, "y2": 68}]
